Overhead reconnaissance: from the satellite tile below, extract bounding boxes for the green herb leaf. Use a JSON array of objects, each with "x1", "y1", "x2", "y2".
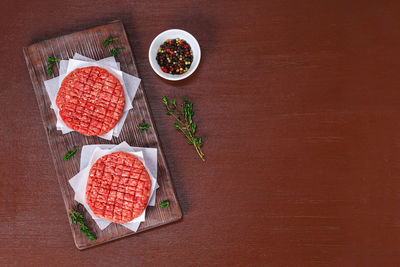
[
  {"x1": 47, "y1": 68, "x2": 53, "y2": 76},
  {"x1": 69, "y1": 209, "x2": 96, "y2": 242},
  {"x1": 103, "y1": 36, "x2": 119, "y2": 47},
  {"x1": 69, "y1": 213, "x2": 77, "y2": 224},
  {"x1": 110, "y1": 49, "x2": 117, "y2": 56},
  {"x1": 197, "y1": 137, "x2": 203, "y2": 147},
  {"x1": 160, "y1": 200, "x2": 170, "y2": 208},
  {"x1": 110, "y1": 46, "x2": 126, "y2": 56},
  {"x1": 162, "y1": 96, "x2": 168, "y2": 105},
  {"x1": 171, "y1": 99, "x2": 177, "y2": 109},
  {"x1": 63, "y1": 146, "x2": 78, "y2": 161},
  {"x1": 173, "y1": 123, "x2": 186, "y2": 130},
  {"x1": 46, "y1": 56, "x2": 62, "y2": 76},
  {"x1": 138, "y1": 119, "x2": 150, "y2": 131}
]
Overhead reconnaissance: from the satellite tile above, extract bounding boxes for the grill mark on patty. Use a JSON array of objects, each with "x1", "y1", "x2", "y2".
[
  {"x1": 56, "y1": 66, "x2": 125, "y2": 136},
  {"x1": 86, "y1": 152, "x2": 151, "y2": 224}
]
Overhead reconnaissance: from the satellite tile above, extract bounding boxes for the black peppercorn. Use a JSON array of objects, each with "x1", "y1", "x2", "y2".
[{"x1": 156, "y1": 38, "x2": 193, "y2": 75}]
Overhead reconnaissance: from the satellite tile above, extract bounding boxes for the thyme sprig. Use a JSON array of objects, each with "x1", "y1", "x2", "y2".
[
  {"x1": 103, "y1": 36, "x2": 126, "y2": 56},
  {"x1": 103, "y1": 36, "x2": 119, "y2": 47},
  {"x1": 160, "y1": 200, "x2": 170, "y2": 208},
  {"x1": 69, "y1": 209, "x2": 96, "y2": 242},
  {"x1": 46, "y1": 56, "x2": 61, "y2": 76},
  {"x1": 110, "y1": 46, "x2": 125, "y2": 56},
  {"x1": 162, "y1": 96, "x2": 205, "y2": 161},
  {"x1": 138, "y1": 119, "x2": 150, "y2": 131}
]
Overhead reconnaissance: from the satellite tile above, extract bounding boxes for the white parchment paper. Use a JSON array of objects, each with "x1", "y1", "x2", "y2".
[
  {"x1": 68, "y1": 142, "x2": 159, "y2": 232},
  {"x1": 44, "y1": 53, "x2": 141, "y2": 140}
]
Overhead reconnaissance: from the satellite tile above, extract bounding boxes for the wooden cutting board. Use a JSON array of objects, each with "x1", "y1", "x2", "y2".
[{"x1": 23, "y1": 20, "x2": 182, "y2": 250}]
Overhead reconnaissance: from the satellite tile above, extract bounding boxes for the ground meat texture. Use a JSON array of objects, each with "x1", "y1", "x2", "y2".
[
  {"x1": 56, "y1": 66, "x2": 125, "y2": 136},
  {"x1": 86, "y1": 152, "x2": 152, "y2": 224}
]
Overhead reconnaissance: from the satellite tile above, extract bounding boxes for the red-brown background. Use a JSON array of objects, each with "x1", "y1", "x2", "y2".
[{"x1": 1, "y1": 0, "x2": 400, "y2": 266}]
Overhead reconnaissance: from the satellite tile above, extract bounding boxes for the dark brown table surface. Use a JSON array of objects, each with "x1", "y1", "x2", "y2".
[{"x1": 1, "y1": 0, "x2": 400, "y2": 266}]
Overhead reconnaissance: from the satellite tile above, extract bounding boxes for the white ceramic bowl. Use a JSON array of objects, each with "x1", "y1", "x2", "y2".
[{"x1": 148, "y1": 29, "x2": 201, "y2": 81}]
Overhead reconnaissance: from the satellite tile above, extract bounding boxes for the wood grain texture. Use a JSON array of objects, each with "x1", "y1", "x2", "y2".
[
  {"x1": 4, "y1": 0, "x2": 400, "y2": 265},
  {"x1": 23, "y1": 20, "x2": 182, "y2": 249}
]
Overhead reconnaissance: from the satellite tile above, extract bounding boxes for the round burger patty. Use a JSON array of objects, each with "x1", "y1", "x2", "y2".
[
  {"x1": 86, "y1": 152, "x2": 152, "y2": 224},
  {"x1": 56, "y1": 66, "x2": 125, "y2": 136}
]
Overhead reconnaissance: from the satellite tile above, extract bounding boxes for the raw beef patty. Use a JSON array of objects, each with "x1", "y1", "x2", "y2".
[
  {"x1": 56, "y1": 66, "x2": 125, "y2": 136},
  {"x1": 86, "y1": 152, "x2": 152, "y2": 224}
]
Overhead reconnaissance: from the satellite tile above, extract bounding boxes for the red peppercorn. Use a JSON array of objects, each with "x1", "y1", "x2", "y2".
[{"x1": 186, "y1": 51, "x2": 189, "y2": 55}]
